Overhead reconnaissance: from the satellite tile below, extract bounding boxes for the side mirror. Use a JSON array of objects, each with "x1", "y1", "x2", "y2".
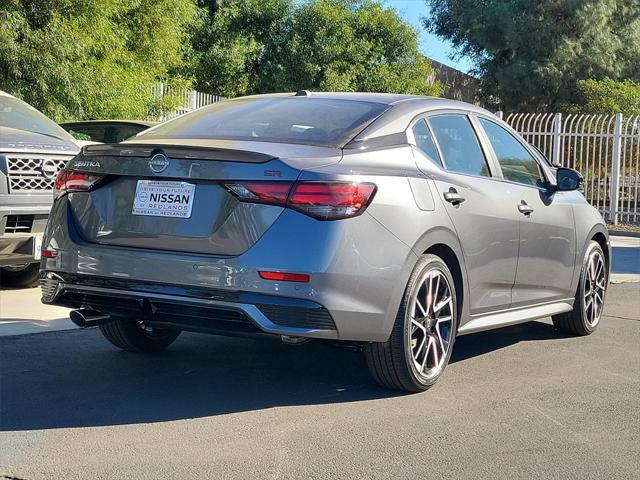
[{"x1": 555, "y1": 167, "x2": 583, "y2": 191}]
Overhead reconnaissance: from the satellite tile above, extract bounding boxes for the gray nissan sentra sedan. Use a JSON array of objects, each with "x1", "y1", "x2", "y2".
[{"x1": 41, "y1": 92, "x2": 610, "y2": 392}]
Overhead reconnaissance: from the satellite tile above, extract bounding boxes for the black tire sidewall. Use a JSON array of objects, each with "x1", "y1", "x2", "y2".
[
  {"x1": 100, "y1": 317, "x2": 180, "y2": 352},
  {"x1": 0, "y1": 263, "x2": 40, "y2": 289},
  {"x1": 401, "y1": 255, "x2": 458, "y2": 389},
  {"x1": 576, "y1": 241, "x2": 606, "y2": 334}
]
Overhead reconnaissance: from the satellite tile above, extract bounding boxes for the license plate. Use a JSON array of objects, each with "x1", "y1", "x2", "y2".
[{"x1": 132, "y1": 180, "x2": 196, "y2": 218}]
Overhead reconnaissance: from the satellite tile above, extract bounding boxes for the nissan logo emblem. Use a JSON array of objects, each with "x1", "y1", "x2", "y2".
[
  {"x1": 149, "y1": 153, "x2": 169, "y2": 173},
  {"x1": 40, "y1": 159, "x2": 60, "y2": 180}
]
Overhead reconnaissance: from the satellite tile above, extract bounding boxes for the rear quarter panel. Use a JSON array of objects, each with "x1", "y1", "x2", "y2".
[{"x1": 304, "y1": 145, "x2": 471, "y2": 337}]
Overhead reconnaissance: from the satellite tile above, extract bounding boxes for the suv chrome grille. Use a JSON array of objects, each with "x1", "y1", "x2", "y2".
[{"x1": 6, "y1": 155, "x2": 72, "y2": 192}]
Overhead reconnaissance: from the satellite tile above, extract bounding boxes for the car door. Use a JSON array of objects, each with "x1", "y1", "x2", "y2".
[
  {"x1": 476, "y1": 116, "x2": 576, "y2": 306},
  {"x1": 414, "y1": 113, "x2": 520, "y2": 315}
]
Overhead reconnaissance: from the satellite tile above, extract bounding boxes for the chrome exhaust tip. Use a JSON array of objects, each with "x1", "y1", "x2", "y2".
[
  {"x1": 69, "y1": 309, "x2": 111, "y2": 328},
  {"x1": 280, "y1": 335, "x2": 309, "y2": 346}
]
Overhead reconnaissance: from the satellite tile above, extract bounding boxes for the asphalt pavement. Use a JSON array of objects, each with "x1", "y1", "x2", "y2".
[{"x1": 1, "y1": 283, "x2": 638, "y2": 479}]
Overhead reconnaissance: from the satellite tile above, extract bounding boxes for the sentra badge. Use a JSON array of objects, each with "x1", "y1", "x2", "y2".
[{"x1": 73, "y1": 160, "x2": 101, "y2": 168}]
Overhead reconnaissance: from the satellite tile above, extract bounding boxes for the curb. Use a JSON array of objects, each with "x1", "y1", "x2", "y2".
[
  {"x1": 609, "y1": 230, "x2": 640, "y2": 238},
  {"x1": 610, "y1": 273, "x2": 640, "y2": 284}
]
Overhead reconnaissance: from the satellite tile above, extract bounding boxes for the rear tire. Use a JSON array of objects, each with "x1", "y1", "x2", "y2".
[
  {"x1": 99, "y1": 318, "x2": 181, "y2": 353},
  {"x1": 365, "y1": 254, "x2": 458, "y2": 392},
  {"x1": 0, "y1": 263, "x2": 40, "y2": 289},
  {"x1": 552, "y1": 240, "x2": 607, "y2": 336}
]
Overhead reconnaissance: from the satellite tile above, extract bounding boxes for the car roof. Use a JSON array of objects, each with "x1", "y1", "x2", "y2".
[
  {"x1": 234, "y1": 91, "x2": 489, "y2": 108},
  {"x1": 240, "y1": 92, "x2": 496, "y2": 143},
  {"x1": 234, "y1": 91, "x2": 437, "y2": 105},
  {"x1": 233, "y1": 92, "x2": 493, "y2": 119}
]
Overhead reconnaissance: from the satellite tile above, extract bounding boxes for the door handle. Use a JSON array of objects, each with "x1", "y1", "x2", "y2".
[
  {"x1": 517, "y1": 201, "x2": 534, "y2": 215},
  {"x1": 444, "y1": 189, "x2": 465, "y2": 205}
]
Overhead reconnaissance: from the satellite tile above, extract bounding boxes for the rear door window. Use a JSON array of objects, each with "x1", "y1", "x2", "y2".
[{"x1": 428, "y1": 114, "x2": 491, "y2": 177}]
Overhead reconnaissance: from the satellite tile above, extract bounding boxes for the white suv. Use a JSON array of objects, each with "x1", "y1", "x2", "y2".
[{"x1": 0, "y1": 91, "x2": 79, "y2": 287}]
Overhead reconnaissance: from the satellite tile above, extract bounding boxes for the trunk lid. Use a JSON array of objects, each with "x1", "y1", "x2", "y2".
[{"x1": 65, "y1": 140, "x2": 341, "y2": 256}]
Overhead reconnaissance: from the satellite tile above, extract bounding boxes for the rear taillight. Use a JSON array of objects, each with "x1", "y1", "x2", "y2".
[
  {"x1": 53, "y1": 170, "x2": 104, "y2": 199},
  {"x1": 288, "y1": 182, "x2": 377, "y2": 220},
  {"x1": 224, "y1": 181, "x2": 377, "y2": 220}
]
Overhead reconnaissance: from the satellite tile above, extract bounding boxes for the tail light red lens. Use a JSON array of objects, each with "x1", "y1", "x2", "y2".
[
  {"x1": 288, "y1": 182, "x2": 377, "y2": 220},
  {"x1": 54, "y1": 170, "x2": 104, "y2": 199},
  {"x1": 41, "y1": 248, "x2": 58, "y2": 258},
  {"x1": 224, "y1": 181, "x2": 377, "y2": 220}
]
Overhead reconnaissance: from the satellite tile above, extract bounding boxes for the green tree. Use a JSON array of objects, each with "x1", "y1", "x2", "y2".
[
  {"x1": 425, "y1": 0, "x2": 640, "y2": 110},
  {"x1": 190, "y1": 0, "x2": 292, "y2": 98},
  {"x1": 0, "y1": 0, "x2": 198, "y2": 121},
  {"x1": 576, "y1": 79, "x2": 640, "y2": 115},
  {"x1": 192, "y1": 0, "x2": 442, "y2": 97}
]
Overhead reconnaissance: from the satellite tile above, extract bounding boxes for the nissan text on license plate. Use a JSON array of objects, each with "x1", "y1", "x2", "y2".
[{"x1": 132, "y1": 180, "x2": 196, "y2": 218}]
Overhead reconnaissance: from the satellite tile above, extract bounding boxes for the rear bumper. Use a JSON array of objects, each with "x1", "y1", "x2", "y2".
[
  {"x1": 42, "y1": 272, "x2": 338, "y2": 339},
  {"x1": 41, "y1": 196, "x2": 417, "y2": 342},
  {"x1": 0, "y1": 202, "x2": 50, "y2": 267},
  {"x1": 0, "y1": 234, "x2": 40, "y2": 267}
]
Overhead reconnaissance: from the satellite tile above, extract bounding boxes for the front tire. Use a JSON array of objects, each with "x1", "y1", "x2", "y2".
[
  {"x1": 99, "y1": 317, "x2": 181, "y2": 353},
  {"x1": 365, "y1": 254, "x2": 458, "y2": 392},
  {"x1": 552, "y1": 240, "x2": 607, "y2": 336}
]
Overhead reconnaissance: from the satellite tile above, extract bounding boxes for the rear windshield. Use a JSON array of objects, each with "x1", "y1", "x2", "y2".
[
  {"x1": 138, "y1": 97, "x2": 389, "y2": 147},
  {"x1": 64, "y1": 123, "x2": 149, "y2": 143}
]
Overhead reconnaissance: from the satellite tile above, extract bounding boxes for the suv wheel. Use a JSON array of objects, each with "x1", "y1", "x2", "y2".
[
  {"x1": 99, "y1": 317, "x2": 181, "y2": 353},
  {"x1": 365, "y1": 254, "x2": 458, "y2": 392},
  {"x1": 0, "y1": 263, "x2": 40, "y2": 288},
  {"x1": 552, "y1": 240, "x2": 607, "y2": 336}
]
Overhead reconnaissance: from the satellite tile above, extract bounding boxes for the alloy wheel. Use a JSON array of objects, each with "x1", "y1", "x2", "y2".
[
  {"x1": 584, "y1": 250, "x2": 606, "y2": 327},
  {"x1": 407, "y1": 269, "x2": 454, "y2": 380}
]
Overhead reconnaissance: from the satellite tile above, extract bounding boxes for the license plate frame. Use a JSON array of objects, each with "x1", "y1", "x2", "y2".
[{"x1": 132, "y1": 180, "x2": 196, "y2": 219}]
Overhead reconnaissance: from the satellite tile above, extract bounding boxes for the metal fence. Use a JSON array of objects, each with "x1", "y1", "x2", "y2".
[
  {"x1": 152, "y1": 84, "x2": 224, "y2": 121},
  {"x1": 499, "y1": 112, "x2": 640, "y2": 224}
]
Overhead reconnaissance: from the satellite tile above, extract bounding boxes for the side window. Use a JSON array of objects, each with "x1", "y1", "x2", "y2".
[
  {"x1": 479, "y1": 118, "x2": 544, "y2": 187},
  {"x1": 428, "y1": 114, "x2": 491, "y2": 177},
  {"x1": 411, "y1": 119, "x2": 442, "y2": 166}
]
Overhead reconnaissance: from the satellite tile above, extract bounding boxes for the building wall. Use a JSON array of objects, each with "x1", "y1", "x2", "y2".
[{"x1": 428, "y1": 59, "x2": 481, "y2": 105}]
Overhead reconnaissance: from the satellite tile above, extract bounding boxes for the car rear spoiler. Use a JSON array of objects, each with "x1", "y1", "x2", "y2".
[{"x1": 80, "y1": 143, "x2": 277, "y2": 163}]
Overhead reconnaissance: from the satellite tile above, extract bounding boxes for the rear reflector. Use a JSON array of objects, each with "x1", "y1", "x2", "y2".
[
  {"x1": 41, "y1": 249, "x2": 58, "y2": 258},
  {"x1": 259, "y1": 271, "x2": 310, "y2": 282},
  {"x1": 224, "y1": 181, "x2": 377, "y2": 220}
]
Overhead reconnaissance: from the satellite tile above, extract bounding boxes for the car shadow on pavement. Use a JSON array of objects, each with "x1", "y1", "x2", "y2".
[
  {"x1": 451, "y1": 320, "x2": 569, "y2": 363},
  {"x1": 0, "y1": 320, "x2": 564, "y2": 431}
]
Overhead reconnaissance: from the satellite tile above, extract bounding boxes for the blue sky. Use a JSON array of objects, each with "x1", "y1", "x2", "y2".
[{"x1": 385, "y1": 0, "x2": 474, "y2": 73}]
